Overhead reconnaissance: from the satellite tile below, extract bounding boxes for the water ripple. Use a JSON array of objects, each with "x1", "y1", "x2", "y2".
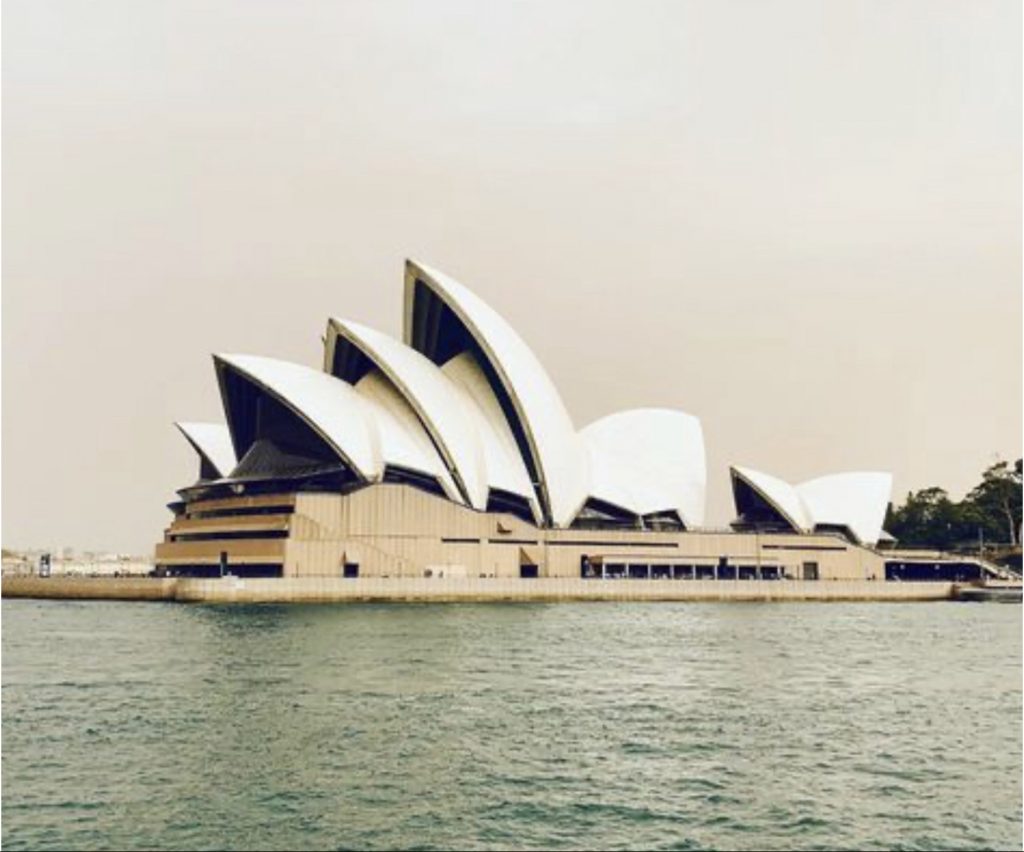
[{"x1": 2, "y1": 600, "x2": 1020, "y2": 851}]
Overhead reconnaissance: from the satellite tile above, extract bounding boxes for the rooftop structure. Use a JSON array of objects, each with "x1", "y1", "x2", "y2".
[{"x1": 177, "y1": 259, "x2": 714, "y2": 533}]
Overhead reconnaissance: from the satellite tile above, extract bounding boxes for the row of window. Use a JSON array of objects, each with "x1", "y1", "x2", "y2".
[
  {"x1": 156, "y1": 563, "x2": 283, "y2": 579},
  {"x1": 187, "y1": 504, "x2": 294, "y2": 520},
  {"x1": 169, "y1": 530, "x2": 289, "y2": 542},
  {"x1": 885, "y1": 562, "x2": 983, "y2": 582},
  {"x1": 581, "y1": 562, "x2": 785, "y2": 580}
]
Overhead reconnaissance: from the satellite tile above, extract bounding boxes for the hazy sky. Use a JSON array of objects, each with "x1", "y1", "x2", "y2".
[{"x1": 3, "y1": 0, "x2": 1021, "y2": 554}]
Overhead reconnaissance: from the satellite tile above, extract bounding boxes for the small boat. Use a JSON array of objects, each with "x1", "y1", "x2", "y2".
[{"x1": 953, "y1": 582, "x2": 1022, "y2": 603}]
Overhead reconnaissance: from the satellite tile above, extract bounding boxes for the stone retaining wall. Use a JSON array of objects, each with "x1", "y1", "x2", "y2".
[{"x1": 3, "y1": 575, "x2": 954, "y2": 603}]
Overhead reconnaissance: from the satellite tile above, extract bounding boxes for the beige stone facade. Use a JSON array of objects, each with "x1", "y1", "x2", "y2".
[{"x1": 156, "y1": 483, "x2": 888, "y2": 582}]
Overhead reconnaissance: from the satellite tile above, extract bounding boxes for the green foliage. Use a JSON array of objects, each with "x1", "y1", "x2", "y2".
[{"x1": 887, "y1": 459, "x2": 1022, "y2": 549}]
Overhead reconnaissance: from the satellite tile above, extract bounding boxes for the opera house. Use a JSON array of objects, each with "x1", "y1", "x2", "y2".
[{"x1": 156, "y1": 261, "x2": 982, "y2": 584}]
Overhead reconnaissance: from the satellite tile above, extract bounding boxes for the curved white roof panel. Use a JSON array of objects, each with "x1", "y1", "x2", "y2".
[
  {"x1": 581, "y1": 409, "x2": 706, "y2": 528},
  {"x1": 441, "y1": 351, "x2": 542, "y2": 523},
  {"x1": 730, "y1": 465, "x2": 893, "y2": 546},
  {"x1": 351, "y1": 369, "x2": 461, "y2": 501},
  {"x1": 326, "y1": 319, "x2": 488, "y2": 509},
  {"x1": 175, "y1": 421, "x2": 236, "y2": 479},
  {"x1": 730, "y1": 465, "x2": 811, "y2": 532},
  {"x1": 403, "y1": 260, "x2": 588, "y2": 527},
  {"x1": 214, "y1": 354, "x2": 382, "y2": 479},
  {"x1": 796, "y1": 472, "x2": 893, "y2": 546}
]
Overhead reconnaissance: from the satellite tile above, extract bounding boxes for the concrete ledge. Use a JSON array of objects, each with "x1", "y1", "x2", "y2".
[
  {"x1": 3, "y1": 576, "x2": 954, "y2": 603},
  {"x1": 2, "y1": 576, "x2": 178, "y2": 601}
]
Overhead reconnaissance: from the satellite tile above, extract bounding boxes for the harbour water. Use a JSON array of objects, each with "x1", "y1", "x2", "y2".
[{"x1": 2, "y1": 600, "x2": 1021, "y2": 851}]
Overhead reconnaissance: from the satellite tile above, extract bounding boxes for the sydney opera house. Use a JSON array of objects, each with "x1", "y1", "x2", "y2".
[{"x1": 156, "y1": 261, "x2": 982, "y2": 584}]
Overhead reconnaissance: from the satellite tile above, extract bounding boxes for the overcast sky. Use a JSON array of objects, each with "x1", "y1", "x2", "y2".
[{"x1": 3, "y1": 0, "x2": 1021, "y2": 554}]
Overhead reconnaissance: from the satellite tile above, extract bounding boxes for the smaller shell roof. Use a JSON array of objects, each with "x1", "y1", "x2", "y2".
[
  {"x1": 730, "y1": 464, "x2": 893, "y2": 545},
  {"x1": 214, "y1": 354, "x2": 382, "y2": 479},
  {"x1": 731, "y1": 466, "x2": 811, "y2": 532},
  {"x1": 326, "y1": 318, "x2": 488, "y2": 509},
  {"x1": 215, "y1": 354, "x2": 457, "y2": 494},
  {"x1": 175, "y1": 421, "x2": 236, "y2": 479},
  {"x1": 796, "y1": 472, "x2": 893, "y2": 547},
  {"x1": 350, "y1": 369, "x2": 461, "y2": 501},
  {"x1": 580, "y1": 409, "x2": 706, "y2": 528},
  {"x1": 441, "y1": 351, "x2": 542, "y2": 522}
]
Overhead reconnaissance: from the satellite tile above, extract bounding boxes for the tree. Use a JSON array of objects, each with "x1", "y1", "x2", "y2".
[
  {"x1": 886, "y1": 486, "x2": 971, "y2": 549},
  {"x1": 963, "y1": 459, "x2": 1023, "y2": 546},
  {"x1": 886, "y1": 458, "x2": 1023, "y2": 550}
]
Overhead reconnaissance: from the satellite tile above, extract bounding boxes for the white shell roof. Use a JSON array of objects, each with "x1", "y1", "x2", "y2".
[
  {"x1": 730, "y1": 464, "x2": 892, "y2": 545},
  {"x1": 181, "y1": 261, "x2": 897, "y2": 544},
  {"x1": 404, "y1": 260, "x2": 589, "y2": 527},
  {"x1": 351, "y1": 369, "x2": 461, "y2": 501},
  {"x1": 731, "y1": 465, "x2": 811, "y2": 531},
  {"x1": 175, "y1": 421, "x2": 236, "y2": 479},
  {"x1": 580, "y1": 409, "x2": 706, "y2": 528},
  {"x1": 216, "y1": 354, "x2": 455, "y2": 492},
  {"x1": 441, "y1": 351, "x2": 542, "y2": 522},
  {"x1": 326, "y1": 319, "x2": 488, "y2": 509},
  {"x1": 796, "y1": 472, "x2": 893, "y2": 547},
  {"x1": 216, "y1": 354, "x2": 382, "y2": 477}
]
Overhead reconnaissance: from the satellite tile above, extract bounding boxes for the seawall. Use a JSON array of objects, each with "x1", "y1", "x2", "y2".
[
  {"x1": 2, "y1": 576, "x2": 954, "y2": 603},
  {"x1": 2, "y1": 576, "x2": 178, "y2": 601}
]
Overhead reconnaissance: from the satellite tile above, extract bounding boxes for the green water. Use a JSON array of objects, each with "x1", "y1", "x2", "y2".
[{"x1": 2, "y1": 600, "x2": 1020, "y2": 851}]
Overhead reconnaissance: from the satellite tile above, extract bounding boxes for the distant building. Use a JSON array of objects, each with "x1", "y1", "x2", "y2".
[
  {"x1": 156, "y1": 260, "x2": 990, "y2": 584},
  {"x1": 1, "y1": 550, "x2": 151, "y2": 577}
]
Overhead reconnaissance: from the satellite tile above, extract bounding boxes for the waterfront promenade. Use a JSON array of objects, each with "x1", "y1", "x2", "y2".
[{"x1": 2, "y1": 575, "x2": 955, "y2": 603}]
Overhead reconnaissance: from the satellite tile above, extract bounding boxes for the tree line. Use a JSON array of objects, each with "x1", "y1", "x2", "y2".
[{"x1": 884, "y1": 459, "x2": 1022, "y2": 551}]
